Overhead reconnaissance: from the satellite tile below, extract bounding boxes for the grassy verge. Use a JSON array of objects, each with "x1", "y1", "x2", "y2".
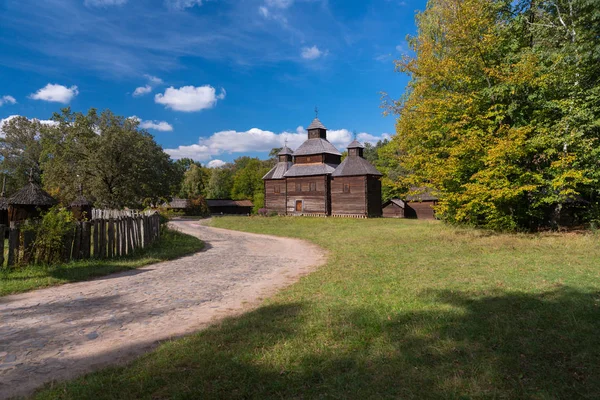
[
  {"x1": 0, "y1": 228, "x2": 203, "y2": 297},
  {"x1": 35, "y1": 217, "x2": 600, "y2": 399}
]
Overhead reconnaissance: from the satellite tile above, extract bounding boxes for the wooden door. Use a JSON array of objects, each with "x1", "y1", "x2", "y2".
[{"x1": 295, "y1": 200, "x2": 303, "y2": 212}]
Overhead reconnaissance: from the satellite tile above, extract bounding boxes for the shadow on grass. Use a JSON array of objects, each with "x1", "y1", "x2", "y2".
[{"x1": 36, "y1": 286, "x2": 600, "y2": 399}]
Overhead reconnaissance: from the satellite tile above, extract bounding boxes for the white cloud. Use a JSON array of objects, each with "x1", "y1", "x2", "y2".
[
  {"x1": 165, "y1": 0, "x2": 203, "y2": 10},
  {"x1": 0, "y1": 95, "x2": 17, "y2": 106},
  {"x1": 165, "y1": 126, "x2": 390, "y2": 162},
  {"x1": 207, "y1": 159, "x2": 226, "y2": 168},
  {"x1": 301, "y1": 45, "x2": 325, "y2": 60},
  {"x1": 29, "y1": 84, "x2": 79, "y2": 104},
  {"x1": 139, "y1": 120, "x2": 174, "y2": 132},
  {"x1": 133, "y1": 85, "x2": 152, "y2": 97},
  {"x1": 84, "y1": 0, "x2": 127, "y2": 6},
  {"x1": 155, "y1": 85, "x2": 226, "y2": 112},
  {"x1": 259, "y1": 6, "x2": 269, "y2": 17},
  {"x1": 144, "y1": 75, "x2": 163, "y2": 85}
]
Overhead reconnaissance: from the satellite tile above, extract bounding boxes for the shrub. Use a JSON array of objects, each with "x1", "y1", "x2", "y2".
[
  {"x1": 257, "y1": 208, "x2": 269, "y2": 216},
  {"x1": 188, "y1": 195, "x2": 210, "y2": 217},
  {"x1": 252, "y1": 192, "x2": 265, "y2": 214},
  {"x1": 22, "y1": 207, "x2": 76, "y2": 265}
]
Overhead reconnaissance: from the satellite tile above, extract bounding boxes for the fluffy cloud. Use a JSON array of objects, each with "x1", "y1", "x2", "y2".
[
  {"x1": 144, "y1": 75, "x2": 163, "y2": 85},
  {"x1": 301, "y1": 45, "x2": 325, "y2": 60},
  {"x1": 155, "y1": 85, "x2": 226, "y2": 112},
  {"x1": 0, "y1": 95, "x2": 17, "y2": 107},
  {"x1": 129, "y1": 116, "x2": 173, "y2": 132},
  {"x1": 165, "y1": 0, "x2": 203, "y2": 10},
  {"x1": 84, "y1": 0, "x2": 128, "y2": 6},
  {"x1": 29, "y1": 84, "x2": 79, "y2": 104},
  {"x1": 207, "y1": 159, "x2": 226, "y2": 168},
  {"x1": 165, "y1": 125, "x2": 390, "y2": 162},
  {"x1": 139, "y1": 120, "x2": 173, "y2": 132},
  {"x1": 133, "y1": 85, "x2": 152, "y2": 97}
]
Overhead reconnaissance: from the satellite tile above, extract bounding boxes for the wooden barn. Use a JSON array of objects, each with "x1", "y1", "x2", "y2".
[
  {"x1": 382, "y1": 199, "x2": 407, "y2": 218},
  {"x1": 164, "y1": 198, "x2": 192, "y2": 212},
  {"x1": 206, "y1": 199, "x2": 253, "y2": 215},
  {"x1": 405, "y1": 188, "x2": 438, "y2": 220},
  {"x1": 263, "y1": 117, "x2": 383, "y2": 217}
]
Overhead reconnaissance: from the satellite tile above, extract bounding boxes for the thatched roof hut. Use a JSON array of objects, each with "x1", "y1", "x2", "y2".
[
  {"x1": 8, "y1": 181, "x2": 57, "y2": 222},
  {"x1": 70, "y1": 191, "x2": 93, "y2": 220}
]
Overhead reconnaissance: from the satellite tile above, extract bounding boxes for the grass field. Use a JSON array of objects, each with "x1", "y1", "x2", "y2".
[
  {"x1": 0, "y1": 228, "x2": 204, "y2": 296},
  {"x1": 34, "y1": 217, "x2": 600, "y2": 399}
]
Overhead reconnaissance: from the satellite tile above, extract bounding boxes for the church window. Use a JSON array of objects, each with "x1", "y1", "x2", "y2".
[
  {"x1": 309, "y1": 182, "x2": 316, "y2": 192},
  {"x1": 296, "y1": 183, "x2": 301, "y2": 192},
  {"x1": 274, "y1": 185, "x2": 280, "y2": 193}
]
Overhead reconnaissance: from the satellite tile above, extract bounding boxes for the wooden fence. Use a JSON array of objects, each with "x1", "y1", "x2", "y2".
[{"x1": 0, "y1": 213, "x2": 161, "y2": 268}]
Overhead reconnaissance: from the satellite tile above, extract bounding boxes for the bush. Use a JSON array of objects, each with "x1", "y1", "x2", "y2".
[
  {"x1": 252, "y1": 192, "x2": 265, "y2": 214},
  {"x1": 22, "y1": 207, "x2": 76, "y2": 265},
  {"x1": 257, "y1": 208, "x2": 269, "y2": 216},
  {"x1": 188, "y1": 195, "x2": 210, "y2": 217}
]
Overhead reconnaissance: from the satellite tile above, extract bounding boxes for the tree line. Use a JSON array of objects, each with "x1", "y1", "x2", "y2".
[{"x1": 382, "y1": 0, "x2": 600, "y2": 231}]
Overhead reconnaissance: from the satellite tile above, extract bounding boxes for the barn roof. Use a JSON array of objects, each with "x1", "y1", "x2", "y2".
[
  {"x1": 307, "y1": 117, "x2": 327, "y2": 130},
  {"x1": 165, "y1": 198, "x2": 191, "y2": 209},
  {"x1": 383, "y1": 198, "x2": 406, "y2": 208},
  {"x1": 263, "y1": 161, "x2": 293, "y2": 180},
  {"x1": 206, "y1": 199, "x2": 253, "y2": 207},
  {"x1": 8, "y1": 182, "x2": 57, "y2": 207},
  {"x1": 70, "y1": 195, "x2": 93, "y2": 207},
  {"x1": 284, "y1": 163, "x2": 338, "y2": 177},
  {"x1": 332, "y1": 156, "x2": 382, "y2": 177},
  {"x1": 405, "y1": 187, "x2": 439, "y2": 202},
  {"x1": 293, "y1": 138, "x2": 341, "y2": 156},
  {"x1": 0, "y1": 196, "x2": 7, "y2": 211}
]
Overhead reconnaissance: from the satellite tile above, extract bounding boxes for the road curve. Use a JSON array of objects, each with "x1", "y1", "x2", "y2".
[{"x1": 0, "y1": 219, "x2": 326, "y2": 399}]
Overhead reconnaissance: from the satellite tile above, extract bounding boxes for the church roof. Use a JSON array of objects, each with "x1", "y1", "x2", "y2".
[
  {"x1": 284, "y1": 163, "x2": 338, "y2": 177},
  {"x1": 307, "y1": 117, "x2": 326, "y2": 130},
  {"x1": 293, "y1": 138, "x2": 341, "y2": 156},
  {"x1": 347, "y1": 140, "x2": 364, "y2": 149},
  {"x1": 263, "y1": 161, "x2": 293, "y2": 180},
  {"x1": 332, "y1": 156, "x2": 382, "y2": 177},
  {"x1": 278, "y1": 146, "x2": 293, "y2": 156}
]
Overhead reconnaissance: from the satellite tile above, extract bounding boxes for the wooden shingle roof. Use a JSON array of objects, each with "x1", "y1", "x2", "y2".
[
  {"x1": 8, "y1": 182, "x2": 57, "y2": 207},
  {"x1": 331, "y1": 156, "x2": 382, "y2": 177},
  {"x1": 284, "y1": 163, "x2": 338, "y2": 177},
  {"x1": 263, "y1": 161, "x2": 293, "y2": 180},
  {"x1": 307, "y1": 117, "x2": 327, "y2": 130},
  {"x1": 293, "y1": 138, "x2": 341, "y2": 156}
]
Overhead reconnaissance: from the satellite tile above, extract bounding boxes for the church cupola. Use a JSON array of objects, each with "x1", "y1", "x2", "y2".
[
  {"x1": 347, "y1": 139, "x2": 364, "y2": 158},
  {"x1": 307, "y1": 117, "x2": 327, "y2": 140},
  {"x1": 278, "y1": 145, "x2": 293, "y2": 162}
]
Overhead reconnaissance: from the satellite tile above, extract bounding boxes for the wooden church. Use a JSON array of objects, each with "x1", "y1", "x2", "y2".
[{"x1": 263, "y1": 117, "x2": 382, "y2": 217}]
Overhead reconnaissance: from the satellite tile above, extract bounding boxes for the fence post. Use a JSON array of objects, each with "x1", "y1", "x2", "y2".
[
  {"x1": 115, "y1": 218, "x2": 122, "y2": 257},
  {"x1": 0, "y1": 224, "x2": 5, "y2": 267},
  {"x1": 73, "y1": 222, "x2": 82, "y2": 260},
  {"x1": 99, "y1": 220, "x2": 106, "y2": 258},
  {"x1": 82, "y1": 221, "x2": 91, "y2": 259},
  {"x1": 107, "y1": 219, "x2": 114, "y2": 258},
  {"x1": 156, "y1": 214, "x2": 160, "y2": 241},
  {"x1": 93, "y1": 220, "x2": 99, "y2": 258},
  {"x1": 22, "y1": 224, "x2": 36, "y2": 265},
  {"x1": 62, "y1": 225, "x2": 74, "y2": 262},
  {"x1": 7, "y1": 222, "x2": 19, "y2": 267}
]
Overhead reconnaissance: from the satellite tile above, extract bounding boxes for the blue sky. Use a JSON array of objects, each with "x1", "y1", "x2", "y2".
[{"x1": 0, "y1": 0, "x2": 426, "y2": 167}]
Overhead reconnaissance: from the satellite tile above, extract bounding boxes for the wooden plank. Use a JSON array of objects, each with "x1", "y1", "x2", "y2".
[
  {"x1": 22, "y1": 228, "x2": 35, "y2": 265},
  {"x1": 7, "y1": 223, "x2": 19, "y2": 267},
  {"x1": 115, "y1": 219, "x2": 122, "y2": 257},
  {"x1": 82, "y1": 221, "x2": 91, "y2": 259},
  {"x1": 0, "y1": 224, "x2": 5, "y2": 267},
  {"x1": 73, "y1": 222, "x2": 82, "y2": 260},
  {"x1": 62, "y1": 227, "x2": 74, "y2": 262},
  {"x1": 107, "y1": 219, "x2": 114, "y2": 258},
  {"x1": 99, "y1": 220, "x2": 106, "y2": 258}
]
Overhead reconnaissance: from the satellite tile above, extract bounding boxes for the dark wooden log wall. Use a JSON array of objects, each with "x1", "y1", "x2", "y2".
[
  {"x1": 264, "y1": 180, "x2": 287, "y2": 213},
  {"x1": 330, "y1": 176, "x2": 367, "y2": 216},
  {"x1": 286, "y1": 176, "x2": 328, "y2": 214},
  {"x1": 366, "y1": 176, "x2": 383, "y2": 217},
  {"x1": 407, "y1": 201, "x2": 437, "y2": 220}
]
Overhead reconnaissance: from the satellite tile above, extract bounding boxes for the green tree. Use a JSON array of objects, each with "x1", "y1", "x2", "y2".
[
  {"x1": 206, "y1": 166, "x2": 234, "y2": 199},
  {"x1": 179, "y1": 164, "x2": 209, "y2": 198},
  {"x1": 385, "y1": 0, "x2": 600, "y2": 230},
  {"x1": 231, "y1": 157, "x2": 270, "y2": 201}
]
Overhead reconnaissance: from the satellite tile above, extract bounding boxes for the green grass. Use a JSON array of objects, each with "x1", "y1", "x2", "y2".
[
  {"x1": 0, "y1": 228, "x2": 204, "y2": 297},
  {"x1": 34, "y1": 217, "x2": 600, "y2": 399}
]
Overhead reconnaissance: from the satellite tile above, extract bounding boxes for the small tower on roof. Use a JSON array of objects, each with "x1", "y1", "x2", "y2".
[
  {"x1": 278, "y1": 144, "x2": 293, "y2": 163},
  {"x1": 307, "y1": 107, "x2": 327, "y2": 140},
  {"x1": 347, "y1": 139, "x2": 364, "y2": 158}
]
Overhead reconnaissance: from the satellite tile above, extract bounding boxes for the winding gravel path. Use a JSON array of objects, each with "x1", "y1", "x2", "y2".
[{"x1": 0, "y1": 219, "x2": 326, "y2": 399}]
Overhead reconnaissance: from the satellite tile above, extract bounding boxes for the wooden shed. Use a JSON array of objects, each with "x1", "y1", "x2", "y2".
[
  {"x1": 405, "y1": 188, "x2": 438, "y2": 220},
  {"x1": 70, "y1": 195, "x2": 93, "y2": 221},
  {"x1": 382, "y1": 199, "x2": 407, "y2": 218},
  {"x1": 164, "y1": 198, "x2": 192, "y2": 212},
  {"x1": 7, "y1": 180, "x2": 57, "y2": 222},
  {"x1": 206, "y1": 199, "x2": 253, "y2": 215}
]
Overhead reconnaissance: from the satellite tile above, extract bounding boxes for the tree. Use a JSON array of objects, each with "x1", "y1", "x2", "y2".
[
  {"x1": 206, "y1": 166, "x2": 234, "y2": 199},
  {"x1": 385, "y1": 0, "x2": 600, "y2": 230},
  {"x1": 231, "y1": 158, "x2": 270, "y2": 201},
  {"x1": 179, "y1": 164, "x2": 209, "y2": 198},
  {"x1": 41, "y1": 108, "x2": 176, "y2": 208},
  {"x1": 0, "y1": 116, "x2": 46, "y2": 190}
]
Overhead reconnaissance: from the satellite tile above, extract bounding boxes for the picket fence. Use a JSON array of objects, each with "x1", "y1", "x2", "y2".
[{"x1": 0, "y1": 211, "x2": 161, "y2": 267}]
